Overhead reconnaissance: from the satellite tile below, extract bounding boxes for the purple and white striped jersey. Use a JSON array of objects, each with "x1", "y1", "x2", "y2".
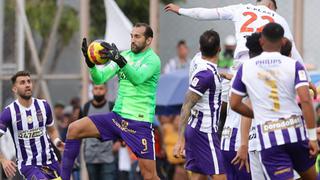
[
  {"x1": 188, "y1": 53, "x2": 222, "y2": 133},
  {"x1": 231, "y1": 52, "x2": 309, "y2": 151},
  {"x1": 0, "y1": 98, "x2": 57, "y2": 169}
]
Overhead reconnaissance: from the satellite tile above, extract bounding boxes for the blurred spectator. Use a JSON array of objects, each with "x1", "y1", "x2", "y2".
[
  {"x1": 54, "y1": 103, "x2": 68, "y2": 141},
  {"x1": 162, "y1": 115, "x2": 188, "y2": 180},
  {"x1": 164, "y1": 40, "x2": 190, "y2": 74},
  {"x1": 70, "y1": 97, "x2": 83, "y2": 123},
  {"x1": 218, "y1": 35, "x2": 236, "y2": 73},
  {"x1": 82, "y1": 84, "x2": 117, "y2": 180}
]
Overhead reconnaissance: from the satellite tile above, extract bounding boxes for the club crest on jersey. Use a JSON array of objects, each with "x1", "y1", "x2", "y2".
[
  {"x1": 36, "y1": 110, "x2": 43, "y2": 122},
  {"x1": 27, "y1": 115, "x2": 33, "y2": 124}
]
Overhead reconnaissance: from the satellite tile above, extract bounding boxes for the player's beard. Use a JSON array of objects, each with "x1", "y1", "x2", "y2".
[
  {"x1": 131, "y1": 42, "x2": 147, "y2": 54},
  {"x1": 93, "y1": 95, "x2": 105, "y2": 103},
  {"x1": 18, "y1": 89, "x2": 32, "y2": 100}
]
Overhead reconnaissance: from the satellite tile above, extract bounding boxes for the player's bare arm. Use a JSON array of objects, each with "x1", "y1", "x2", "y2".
[
  {"x1": 0, "y1": 153, "x2": 17, "y2": 178},
  {"x1": 47, "y1": 126, "x2": 65, "y2": 152},
  {"x1": 173, "y1": 90, "x2": 201, "y2": 158},
  {"x1": 231, "y1": 99, "x2": 252, "y2": 173},
  {"x1": 296, "y1": 84, "x2": 319, "y2": 157},
  {"x1": 230, "y1": 93, "x2": 254, "y2": 119}
]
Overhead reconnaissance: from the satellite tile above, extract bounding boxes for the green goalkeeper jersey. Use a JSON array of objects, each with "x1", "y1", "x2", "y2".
[{"x1": 89, "y1": 48, "x2": 161, "y2": 123}]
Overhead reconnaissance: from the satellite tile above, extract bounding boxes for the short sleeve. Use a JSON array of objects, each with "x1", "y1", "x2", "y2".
[
  {"x1": 231, "y1": 65, "x2": 247, "y2": 96},
  {"x1": 43, "y1": 101, "x2": 54, "y2": 127},
  {"x1": 217, "y1": 4, "x2": 240, "y2": 20},
  {"x1": 189, "y1": 70, "x2": 213, "y2": 96},
  {"x1": 294, "y1": 61, "x2": 309, "y2": 89},
  {"x1": 221, "y1": 79, "x2": 231, "y2": 102},
  {"x1": 0, "y1": 108, "x2": 11, "y2": 134}
]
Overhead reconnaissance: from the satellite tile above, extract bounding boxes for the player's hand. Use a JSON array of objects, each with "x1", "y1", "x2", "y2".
[
  {"x1": 1, "y1": 159, "x2": 17, "y2": 178},
  {"x1": 56, "y1": 141, "x2": 65, "y2": 152},
  {"x1": 173, "y1": 137, "x2": 185, "y2": 158},
  {"x1": 231, "y1": 144, "x2": 250, "y2": 173},
  {"x1": 309, "y1": 82, "x2": 317, "y2": 99},
  {"x1": 100, "y1": 42, "x2": 127, "y2": 68},
  {"x1": 220, "y1": 72, "x2": 233, "y2": 80},
  {"x1": 81, "y1": 38, "x2": 95, "y2": 68},
  {"x1": 164, "y1": 3, "x2": 180, "y2": 14},
  {"x1": 308, "y1": 140, "x2": 319, "y2": 157}
]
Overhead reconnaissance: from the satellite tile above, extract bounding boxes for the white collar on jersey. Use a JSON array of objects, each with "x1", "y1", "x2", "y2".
[
  {"x1": 15, "y1": 97, "x2": 35, "y2": 110},
  {"x1": 260, "y1": 51, "x2": 281, "y2": 56}
]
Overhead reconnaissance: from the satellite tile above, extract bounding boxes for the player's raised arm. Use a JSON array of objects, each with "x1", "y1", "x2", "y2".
[
  {"x1": 164, "y1": 3, "x2": 237, "y2": 21},
  {"x1": 99, "y1": 40, "x2": 160, "y2": 86},
  {"x1": 81, "y1": 38, "x2": 119, "y2": 85}
]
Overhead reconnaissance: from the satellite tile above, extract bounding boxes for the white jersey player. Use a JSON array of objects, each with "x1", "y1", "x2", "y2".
[
  {"x1": 230, "y1": 23, "x2": 318, "y2": 180},
  {"x1": 174, "y1": 30, "x2": 226, "y2": 180},
  {"x1": 0, "y1": 71, "x2": 64, "y2": 179},
  {"x1": 165, "y1": 0, "x2": 303, "y2": 64}
]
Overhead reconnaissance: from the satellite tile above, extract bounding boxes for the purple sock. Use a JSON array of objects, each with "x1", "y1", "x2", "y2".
[{"x1": 61, "y1": 139, "x2": 81, "y2": 180}]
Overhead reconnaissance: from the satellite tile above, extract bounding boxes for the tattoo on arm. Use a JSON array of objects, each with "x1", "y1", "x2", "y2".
[{"x1": 179, "y1": 91, "x2": 202, "y2": 137}]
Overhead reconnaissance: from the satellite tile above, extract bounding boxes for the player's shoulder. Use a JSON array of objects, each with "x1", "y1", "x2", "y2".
[
  {"x1": 0, "y1": 105, "x2": 12, "y2": 121},
  {"x1": 34, "y1": 98, "x2": 52, "y2": 110}
]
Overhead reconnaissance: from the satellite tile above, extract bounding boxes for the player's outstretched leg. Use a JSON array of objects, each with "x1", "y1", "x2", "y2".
[
  {"x1": 61, "y1": 116, "x2": 100, "y2": 180},
  {"x1": 138, "y1": 158, "x2": 159, "y2": 180}
]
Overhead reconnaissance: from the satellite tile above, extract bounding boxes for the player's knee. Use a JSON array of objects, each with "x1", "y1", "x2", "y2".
[
  {"x1": 141, "y1": 169, "x2": 157, "y2": 180},
  {"x1": 66, "y1": 121, "x2": 82, "y2": 139}
]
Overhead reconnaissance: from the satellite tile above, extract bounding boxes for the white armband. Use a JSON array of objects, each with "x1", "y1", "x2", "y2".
[{"x1": 307, "y1": 128, "x2": 317, "y2": 141}]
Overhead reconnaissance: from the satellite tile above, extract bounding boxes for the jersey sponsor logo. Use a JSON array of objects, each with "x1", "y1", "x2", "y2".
[
  {"x1": 191, "y1": 77, "x2": 199, "y2": 87},
  {"x1": 222, "y1": 127, "x2": 232, "y2": 138},
  {"x1": 262, "y1": 115, "x2": 302, "y2": 133},
  {"x1": 249, "y1": 126, "x2": 256, "y2": 140},
  {"x1": 112, "y1": 119, "x2": 136, "y2": 134},
  {"x1": 18, "y1": 127, "x2": 44, "y2": 139},
  {"x1": 298, "y1": 70, "x2": 307, "y2": 81}
]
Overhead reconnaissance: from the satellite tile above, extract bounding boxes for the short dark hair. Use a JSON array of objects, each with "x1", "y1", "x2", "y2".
[
  {"x1": 11, "y1": 71, "x2": 31, "y2": 84},
  {"x1": 134, "y1": 23, "x2": 153, "y2": 39},
  {"x1": 54, "y1": 102, "x2": 65, "y2": 109},
  {"x1": 177, "y1": 40, "x2": 187, "y2": 47},
  {"x1": 246, "y1": 32, "x2": 263, "y2": 58},
  {"x1": 262, "y1": 22, "x2": 284, "y2": 42},
  {"x1": 257, "y1": 0, "x2": 277, "y2": 10},
  {"x1": 199, "y1": 30, "x2": 220, "y2": 57},
  {"x1": 280, "y1": 37, "x2": 292, "y2": 57}
]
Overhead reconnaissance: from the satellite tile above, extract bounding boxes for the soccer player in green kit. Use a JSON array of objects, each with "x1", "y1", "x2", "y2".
[{"x1": 61, "y1": 23, "x2": 161, "y2": 180}]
